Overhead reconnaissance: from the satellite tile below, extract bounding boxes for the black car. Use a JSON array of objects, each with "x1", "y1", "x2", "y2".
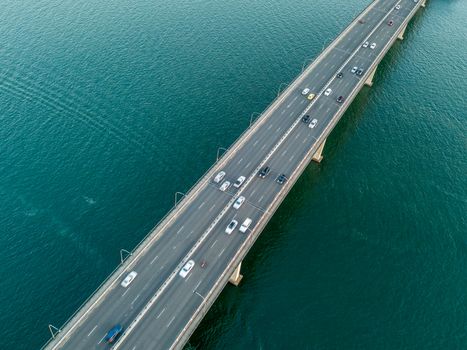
[
  {"x1": 258, "y1": 166, "x2": 271, "y2": 179},
  {"x1": 336, "y1": 72, "x2": 343, "y2": 78},
  {"x1": 276, "y1": 174, "x2": 288, "y2": 185},
  {"x1": 336, "y1": 96, "x2": 344, "y2": 103},
  {"x1": 302, "y1": 115, "x2": 311, "y2": 123},
  {"x1": 356, "y1": 69, "x2": 364, "y2": 76}
]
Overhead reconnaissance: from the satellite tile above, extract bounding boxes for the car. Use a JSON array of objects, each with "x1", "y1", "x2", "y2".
[
  {"x1": 307, "y1": 93, "x2": 315, "y2": 100},
  {"x1": 356, "y1": 69, "x2": 364, "y2": 76},
  {"x1": 233, "y1": 196, "x2": 245, "y2": 209},
  {"x1": 309, "y1": 118, "x2": 318, "y2": 128},
  {"x1": 388, "y1": 20, "x2": 394, "y2": 26},
  {"x1": 324, "y1": 88, "x2": 332, "y2": 96},
  {"x1": 225, "y1": 219, "x2": 238, "y2": 234},
  {"x1": 395, "y1": 4, "x2": 401, "y2": 9},
  {"x1": 105, "y1": 325, "x2": 123, "y2": 343},
  {"x1": 370, "y1": 42, "x2": 376, "y2": 49},
  {"x1": 213, "y1": 171, "x2": 225, "y2": 183},
  {"x1": 239, "y1": 218, "x2": 252, "y2": 233},
  {"x1": 121, "y1": 271, "x2": 137, "y2": 288},
  {"x1": 179, "y1": 260, "x2": 195, "y2": 278},
  {"x1": 301, "y1": 88, "x2": 310, "y2": 95},
  {"x1": 358, "y1": 19, "x2": 365, "y2": 24},
  {"x1": 336, "y1": 72, "x2": 343, "y2": 78},
  {"x1": 233, "y1": 176, "x2": 246, "y2": 188},
  {"x1": 302, "y1": 115, "x2": 311, "y2": 124},
  {"x1": 362, "y1": 41, "x2": 369, "y2": 48},
  {"x1": 219, "y1": 181, "x2": 231, "y2": 191},
  {"x1": 276, "y1": 174, "x2": 288, "y2": 185},
  {"x1": 336, "y1": 96, "x2": 344, "y2": 103},
  {"x1": 258, "y1": 166, "x2": 270, "y2": 178},
  {"x1": 351, "y1": 66, "x2": 358, "y2": 74}
]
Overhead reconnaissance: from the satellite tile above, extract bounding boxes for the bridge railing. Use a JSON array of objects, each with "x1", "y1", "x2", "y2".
[{"x1": 42, "y1": 0, "x2": 393, "y2": 348}]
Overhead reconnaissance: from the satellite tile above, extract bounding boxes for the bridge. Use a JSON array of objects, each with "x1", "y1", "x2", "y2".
[{"x1": 43, "y1": 0, "x2": 427, "y2": 348}]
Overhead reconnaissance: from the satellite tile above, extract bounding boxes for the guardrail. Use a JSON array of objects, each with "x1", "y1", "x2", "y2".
[{"x1": 169, "y1": 1, "x2": 426, "y2": 348}]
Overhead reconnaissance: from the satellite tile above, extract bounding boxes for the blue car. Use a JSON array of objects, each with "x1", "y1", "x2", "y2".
[{"x1": 104, "y1": 324, "x2": 123, "y2": 343}]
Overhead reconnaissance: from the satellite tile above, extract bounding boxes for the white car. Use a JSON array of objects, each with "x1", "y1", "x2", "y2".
[
  {"x1": 219, "y1": 181, "x2": 231, "y2": 191},
  {"x1": 324, "y1": 88, "x2": 332, "y2": 96},
  {"x1": 362, "y1": 41, "x2": 369, "y2": 48},
  {"x1": 233, "y1": 196, "x2": 245, "y2": 209},
  {"x1": 301, "y1": 88, "x2": 310, "y2": 95},
  {"x1": 309, "y1": 118, "x2": 318, "y2": 129},
  {"x1": 351, "y1": 66, "x2": 358, "y2": 74},
  {"x1": 213, "y1": 171, "x2": 226, "y2": 183},
  {"x1": 225, "y1": 219, "x2": 238, "y2": 234},
  {"x1": 121, "y1": 271, "x2": 137, "y2": 288},
  {"x1": 179, "y1": 260, "x2": 195, "y2": 278},
  {"x1": 395, "y1": 4, "x2": 401, "y2": 9},
  {"x1": 233, "y1": 176, "x2": 246, "y2": 188},
  {"x1": 370, "y1": 42, "x2": 376, "y2": 49},
  {"x1": 239, "y1": 218, "x2": 252, "y2": 233}
]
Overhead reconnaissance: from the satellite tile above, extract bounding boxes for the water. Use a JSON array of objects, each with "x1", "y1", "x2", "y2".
[{"x1": 0, "y1": 0, "x2": 465, "y2": 349}]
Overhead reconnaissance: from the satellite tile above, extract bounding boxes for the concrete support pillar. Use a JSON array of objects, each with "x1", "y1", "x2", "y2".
[
  {"x1": 312, "y1": 139, "x2": 326, "y2": 163},
  {"x1": 229, "y1": 262, "x2": 243, "y2": 286},
  {"x1": 397, "y1": 24, "x2": 407, "y2": 41},
  {"x1": 364, "y1": 64, "x2": 378, "y2": 87}
]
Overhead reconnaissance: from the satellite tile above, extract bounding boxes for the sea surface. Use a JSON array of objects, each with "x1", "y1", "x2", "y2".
[{"x1": 0, "y1": 0, "x2": 465, "y2": 349}]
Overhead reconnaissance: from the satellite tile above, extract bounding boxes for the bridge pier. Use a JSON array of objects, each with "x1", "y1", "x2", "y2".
[
  {"x1": 397, "y1": 24, "x2": 407, "y2": 40},
  {"x1": 229, "y1": 262, "x2": 243, "y2": 286},
  {"x1": 364, "y1": 64, "x2": 378, "y2": 87},
  {"x1": 312, "y1": 139, "x2": 326, "y2": 163}
]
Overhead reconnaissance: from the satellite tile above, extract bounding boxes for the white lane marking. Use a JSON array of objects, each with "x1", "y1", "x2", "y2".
[
  {"x1": 167, "y1": 316, "x2": 176, "y2": 328},
  {"x1": 142, "y1": 281, "x2": 151, "y2": 291},
  {"x1": 160, "y1": 265, "x2": 165, "y2": 271},
  {"x1": 194, "y1": 280, "x2": 202, "y2": 290},
  {"x1": 281, "y1": 109, "x2": 286, "y2": 115},
  {"x1": 211, "y1": 239, "x2": 218, "y2": 249},
  {"x1": 253, "y1": 140, "x2": 259, "y2": 146},
  {"x1": 289, "y1": 155, "x2": 295, "y2": 162},
  {"x1": 295, "y1": 133, "x2": 300, "y2": 140},
  {"x1": 246, "y1": 161, "x2": 252, "y2": 168},
  {"x1": 237, "y1": 158, "x2": 243, "y2": 165},
  {"x1": 325, "y1": 107, "x2": 331, "y2": 114},
  {"x1": 267, "y1": 124, "x2": 273, "y2": 130},
  {"x1": 121, "y1": 288, "x2": 131, "y2": 298},
  {"x1": 276, "y1": 127, "x2": 281, "y2": 133},
  {"x1": 251, "y1": 188, "x2": 257, "y2": 196},
  {"x1": 132, "y1": 347, "x2": 136, "y2": 350},
  {"x1": 185, "y1": 273, "x2": 192, "y2": 282},
  {"x1": 218, "y1": 248, "x2": 226, "y2": 257},
  {"x1": 197, "y1": 201, "x2": 205, "y2": 210},
  {"x1": 176, "y1": 225, "x2": 184, "y2": 234},
  {"x1": 209, "y1": 204, "x2": 216, "y2": 212},
  {"x1": 302, "y1": 138, "x2": 307, "y2": 144},
  {"x1": 261, "y1": 144, "x2": 266, "y2": 150},
  {"x1": 150, "y1": 255, "x2": 159, "y2": 265},
  {"x1": 87, "y1": 325, "x2": 98, "y2": 337},
  {"x1": 131, "y1": 294, "x2": 140, "y2": 305},
  {"x1": 258, "y1": 195, "x2": 264, "y2": 203},
  {"x1": 156, "y1": 307, "x2": 166, "y2": 319},
  {"x1": 291, "y1": 95, "x2": 298, "y2": 103},
  {"x1": 172, "y1": 245, "x2": 176, "y2": 250},
  {"x1": 187, "y1": 230, "x2": 194, "y2": 237},
  {"x1": 282, "y1": 150, "x2": 288, "y2": 156},
  {"x1": 318, "y1": 104, "x2": 324, "y2": 111},
  {"x1": 98, "y1": 335, "x2": 105, "y2": 344}
]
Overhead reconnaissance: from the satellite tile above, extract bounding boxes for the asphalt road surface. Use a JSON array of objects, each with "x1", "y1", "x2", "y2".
[{"x1": 45, "y1": 0, "x2": 424, "y2": 349}]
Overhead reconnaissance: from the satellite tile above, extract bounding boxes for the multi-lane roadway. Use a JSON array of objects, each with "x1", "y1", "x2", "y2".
[{"x1": 43, "y1": 0, "x2": 426, "y2": 349}]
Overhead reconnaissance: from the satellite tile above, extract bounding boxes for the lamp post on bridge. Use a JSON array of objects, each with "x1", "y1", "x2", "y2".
[
  {"x1": 48, "y1": 324, "x2": 61, "y2": 339},
  {"x1": 301, "y1": 58, "x2": 314, "y2": 72},
  {"x1": 174, "y1": 192, "x2": 186, "y2": 207},
  {"x1": 249, "y1": 112, "x2": 260, "y2": 127},
  {"x1": 216, "y1": 147, "x2": 227, "y2": 162},
  {"x1": 120, "y1": 249, "x2": 132, "y2": 263},
  {"x1": 277, "y1": 82, "x2": 290, "y2": 97}
]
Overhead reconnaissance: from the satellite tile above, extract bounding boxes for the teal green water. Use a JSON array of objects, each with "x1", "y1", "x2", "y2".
[{"x1": 0, "y1": 0, "x2": 465, "y2": 349}]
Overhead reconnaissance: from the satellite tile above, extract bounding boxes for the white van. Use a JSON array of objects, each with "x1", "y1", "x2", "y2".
[{"x1": 239, "y1": 218, "x2": 252, "y2": 233}]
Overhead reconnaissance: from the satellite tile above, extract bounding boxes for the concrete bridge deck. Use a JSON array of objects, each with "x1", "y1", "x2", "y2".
[{"x1": 43, "y1": 0, "x2": 426, "y2": 349}]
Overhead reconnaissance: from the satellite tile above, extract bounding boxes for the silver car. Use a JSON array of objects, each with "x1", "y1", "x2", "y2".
[
  {"x1": 233, "y1": 196, "x2": 245, "y2": 209},
  {"x1": 225, "y1": 220, "x2": 238, "y2": 234},
  {"x1": 219, "y1": 181, "x2": 231, "y2": 191},
  {"x1": 309, "y1": 119, "x2": 318, "y2": 129},
  {"x1": 179, "y1": 260, "x2": 195, "y2": 278}
]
